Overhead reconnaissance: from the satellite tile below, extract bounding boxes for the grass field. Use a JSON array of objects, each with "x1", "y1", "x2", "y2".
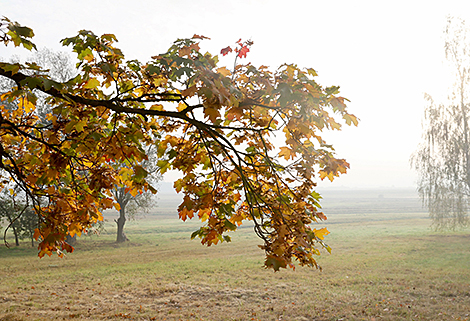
[{"x1": 1, "y1": 188, "x2": 469, "y2": 320}]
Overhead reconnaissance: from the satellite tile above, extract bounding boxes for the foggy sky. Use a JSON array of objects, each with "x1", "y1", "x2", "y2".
[{"x1": 2, "y1": 0, "x2": 469, "y2": 189}]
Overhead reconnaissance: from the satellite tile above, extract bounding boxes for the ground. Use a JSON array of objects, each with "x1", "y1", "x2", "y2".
[{"x1": 1, "y1": 188, "x2": 469, "y2": 320}]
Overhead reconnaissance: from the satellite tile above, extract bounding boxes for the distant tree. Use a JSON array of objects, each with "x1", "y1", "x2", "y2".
[
  {"x1": 0, "y1": 18, "x2": 357, "y2": 270},
  {"x1": 0, "y1": 189, "x2": 21, "y2": 246},
  {"x1": 17, "y1": 204, "x2": 38, "y2": 247},
  {"x1": 411, "y1": 16, "x2": 470, "y2": 230},
  {"x1": 113, "y1": 145, "x2": 160, "y2": 243},
  {"x1": 0, "y1": 187, "x2": 38, "y2": 247}
]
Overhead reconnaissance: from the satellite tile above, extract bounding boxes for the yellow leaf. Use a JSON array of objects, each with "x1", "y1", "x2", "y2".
[
  {"x1": 152, "y1": 76, "x2": 167, "y2": 87},
  {"x1": 75, "y1": 120, "x2": 87, "y2": 132},
  {"x1": 69, "y1": 223, "x2": 82, "y2": 237},
  {"x1": 20, "y1": 97, "x2": 35, "y2": 113},
  {"x1": 328, "y1": 119, "x2": 342, "y2": 130},
  {"x1": 217, "y1": 67, "x2": 231, "y2": 77},
  {"x1": 114, "y1": 202, "x2": 121, "y2": 211},
  {"x1": 129, "y1": 188, "x2": 139, "y2": 197},
  {"x1": 319, "y1": 170, "x2": 334, "y2": 182},
  {"x1": 118, "y1": 167, "x2": 133, "y2": 181},
  {"x1": 177, "y1": 102, "x2": 187, "y2": 112},
  {"x1": 150, "y1": 104, "x2": 163, "y2": 111},
  {"x1": 84, "y1": 78, "x2": 100, "y2": 89},
  {"x1": 313, "y1": 227, "x2": 330, "y2": 240},
  {"x1": 84, "y1": 54, "x2": 94, "y2": 62},
  {"x1": 198, "y1": 208, "x2": 211, "y2": 222},
  {"x1": 343, "y1": 114, "x2": 359, "y2": 126}
]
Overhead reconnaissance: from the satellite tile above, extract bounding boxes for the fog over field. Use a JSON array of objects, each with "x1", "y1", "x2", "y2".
[{"x1": 149, "y1": 182, "x2": 426, "y2": 223}]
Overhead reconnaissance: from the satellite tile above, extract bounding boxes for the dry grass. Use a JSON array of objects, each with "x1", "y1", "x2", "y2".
[{"x1": 1, "y1": 189, "x2": 470, "y2": 320}]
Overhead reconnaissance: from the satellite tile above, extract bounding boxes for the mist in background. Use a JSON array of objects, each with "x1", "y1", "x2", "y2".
[{"x1": 3, "y1": 0, "x2": 470, "y2": 190}]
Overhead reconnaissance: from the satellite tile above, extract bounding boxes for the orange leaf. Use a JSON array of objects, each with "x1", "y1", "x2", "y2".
[
  {"x1": 179, "y1": 207, "x2": 194, "y2": 221},
  {"x1": 192, "y1": 34, "x2": 210, "y2": 40},
  {"x1": 33, "y1": 228, "x2": 41, "y2": 241},
  {"x1": 204, "y1": 107, "x2": 220, "y2": 122},
  {"x1": 279, "y1": 146, "x2": 294, "y2": 161},
  {"x1": 181, "y1": 86, "x2": 197, "y2": 97}
]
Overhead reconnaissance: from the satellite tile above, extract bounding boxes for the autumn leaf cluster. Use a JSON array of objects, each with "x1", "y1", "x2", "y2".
[{"x1": 0, "y1": 17, "x2": 357, "y2": 270}]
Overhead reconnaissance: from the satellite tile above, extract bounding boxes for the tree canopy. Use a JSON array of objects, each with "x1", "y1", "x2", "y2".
[{"x1": 0, "y1": 17, "x2": 358, "y2": 270}]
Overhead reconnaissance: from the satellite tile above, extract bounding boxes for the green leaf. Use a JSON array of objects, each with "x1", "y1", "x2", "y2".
[
  {"x1": 168, "y1": 149, "x2": 178, "y2": 159},
  {"x1": 8, "y1": 23, "x2": 35, "y2": 38},
  {"x1": 89, "y1": 132, "x2": 104, "y2": 141},
  {"x1": 325, "y1": 86, "x2": 340, "y2": 95},
  {"x1": 157, "y1": 160, "x2": 170, "y2": 174},
  {"x1": 20, "y1": 77, "x2": 42, "y2": 90},
  {"x1": 74, "y1": 120, "x2": 86, "y2": 132},
  {"x1": 77, "y1": 48, "x2": 93, "y2": 61},
  {"x1": 224, "y1": 219, "x2": 237, "y2": 231},
  {"x1": 134, "y1": 165, "x2": 148, "y2": 181},
  {"x1": 145, "y1": 64, "x2": 160, "y2": 75},
  {"x1": 191, "y1": 228, "x2": 203, "y2": 239},
  {"x1": 0, "y1": 63, "x2": 20, "y2": 74},
  {"x1": 246, "y1": 146, "x2": 256, "y2": 153}
]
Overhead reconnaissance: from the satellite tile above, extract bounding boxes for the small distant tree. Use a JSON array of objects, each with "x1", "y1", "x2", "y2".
[
  {"x1": 0, "y1": 189, "x2": 21, "y2": 246},
  {"x1": 411, "y1": 16, "x2": 470, "y2": 230},
  {"x1": 113, "y1": 186, "x2": 153, "y2": 242},
  {"x1": 113, "y1": 145, "x2": 160, "y2": 243},
  {"x1": 17, "y1": 205, "x2": 38, "y2": 247},
  {"x1": 0, "y1": 187, "x2": 38, "y2": 247}
]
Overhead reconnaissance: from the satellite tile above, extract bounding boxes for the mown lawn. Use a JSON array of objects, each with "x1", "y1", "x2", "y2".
[{"x1": 1, "y1": 189, "x2": 469, "y2": 320}]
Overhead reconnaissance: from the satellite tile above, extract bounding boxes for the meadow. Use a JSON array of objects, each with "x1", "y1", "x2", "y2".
[{"x1": 1, "y1": 188, "x2": 469, "y2": 320}]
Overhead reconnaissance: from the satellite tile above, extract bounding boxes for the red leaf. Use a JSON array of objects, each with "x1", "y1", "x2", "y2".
[
  {"x1": 220, "y1": 46, "x2": 232, "y2": 56},
  {"x1": 237, "y1": 46, "x2": 250, "y2": 58}
]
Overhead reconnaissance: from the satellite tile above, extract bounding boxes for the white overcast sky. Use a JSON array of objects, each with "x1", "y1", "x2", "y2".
[{"x1": 2, "y1": 0, "x2": 470, "y2": 189}]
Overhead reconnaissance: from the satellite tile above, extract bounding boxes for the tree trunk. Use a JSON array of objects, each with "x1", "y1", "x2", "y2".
[
  {"x1": 12, "y1": 225, "x2": 19, "y2": 246},
  {"x1": 66, "y1": 234, "x2": 77, "y2": 246},
  {"x1": 3, "y1": 210, "x2": 20, "y2": 246},
  {"x1": 116, "y1": 206, "x2": 128, "y2": 243}
]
